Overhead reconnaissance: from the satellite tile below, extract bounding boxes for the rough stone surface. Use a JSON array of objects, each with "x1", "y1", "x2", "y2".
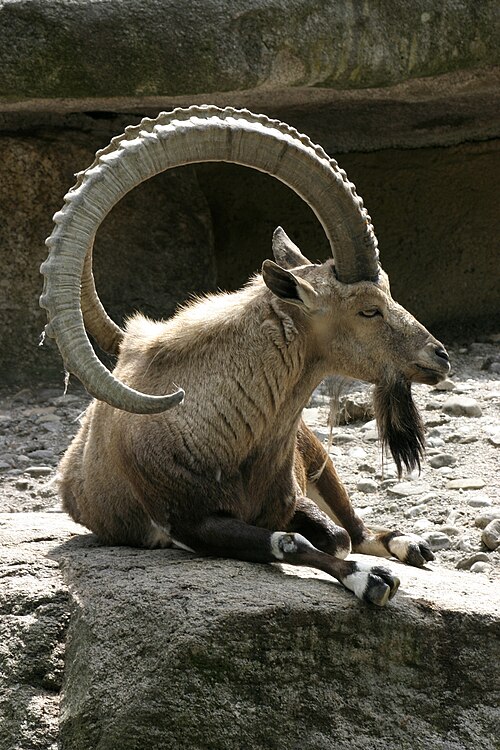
[
  {"x1": 475, "y1": 509, "x2": 500, "y2": 529},
  {"x1": 0, "y1": 513, "x2": 76, "y2": 750},
  {"x1": 387, "y1": 481, "x2": 430, "y2": 497},
  {"x1": 356, "y1": 478, "x2": 378, "y2": 494},
  {"x1": 0, "y1": 0, "x2": 497, "y2": 102},
  {"x1": 1, "y1": 513, "x2": 499, "y2": 750}
]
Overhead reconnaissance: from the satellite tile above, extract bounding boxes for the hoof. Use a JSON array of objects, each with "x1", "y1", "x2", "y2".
[
  {"x1": 364, "y1": 566, "x2": 400, "y2": 606},
  {"x1": 388, "y1": 534, "x2": 435, "y2": 567},
  {"x1": 343, "y1": 563, "x2": 400, "y2": 606}
]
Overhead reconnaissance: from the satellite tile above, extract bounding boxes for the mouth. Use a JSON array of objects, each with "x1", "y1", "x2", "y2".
[{"x1": 412, "y1": 364, "x2": 449, "y2": 386}]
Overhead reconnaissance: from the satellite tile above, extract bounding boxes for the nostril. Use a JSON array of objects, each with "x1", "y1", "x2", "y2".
[{"x1": 435, "y1": 346, "x2": 449, "y2": 362}]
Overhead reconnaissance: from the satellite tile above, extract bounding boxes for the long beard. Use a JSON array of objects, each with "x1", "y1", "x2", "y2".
[{"x1": 373, "y1": 375, "x2": 425, "y2": 478}]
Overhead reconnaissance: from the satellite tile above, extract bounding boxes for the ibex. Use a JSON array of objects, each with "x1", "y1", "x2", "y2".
[{"x1": 40, "y1": 106, "x2": 450, "y2": 607}]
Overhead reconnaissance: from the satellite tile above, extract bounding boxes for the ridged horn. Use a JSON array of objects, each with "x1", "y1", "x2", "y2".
[{"x1": 40, "y1": 105, "x2": 380, "y2": 414}]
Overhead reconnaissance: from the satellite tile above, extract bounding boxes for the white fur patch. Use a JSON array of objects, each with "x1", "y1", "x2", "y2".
[
  {"x1": 270, "y1": 532, "x2": 286, "y2": 560},
  {"x1": 343, "y1": 569, "x2": 371, "y2": 600},
  {"x1": 388, "y1": 534, "x2": 421, "y2": 561}
]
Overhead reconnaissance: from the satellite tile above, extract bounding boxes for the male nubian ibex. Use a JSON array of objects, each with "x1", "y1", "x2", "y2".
[{"x1": 40, "y1": 107, "x2": 450, "y2": 606}]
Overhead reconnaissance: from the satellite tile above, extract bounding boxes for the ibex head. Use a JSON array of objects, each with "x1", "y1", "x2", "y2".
[
  {"x1": 262, "y1": 225, "x2": 450, "y2": 474},
  {"x1": 40, "y1": 106, "x2": 449, "y2": 473}
]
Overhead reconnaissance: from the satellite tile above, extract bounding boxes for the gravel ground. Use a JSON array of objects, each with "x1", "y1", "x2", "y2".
[{"x1": 1, "y1": 336, "x2": 499, "y2": 579}]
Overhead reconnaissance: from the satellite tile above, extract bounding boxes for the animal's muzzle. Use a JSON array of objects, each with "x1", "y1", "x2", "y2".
[{"x1": 411, "y1": 340, "x2": 451, "y2": 385}]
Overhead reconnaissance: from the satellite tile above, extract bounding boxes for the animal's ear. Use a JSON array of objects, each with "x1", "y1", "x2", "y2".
[
  {"x1": 272, "y1": 226, "x2": 312, "y2": 269},
  {"x1": 262, "y1": 260, "x2": 319, "y2": 312}
]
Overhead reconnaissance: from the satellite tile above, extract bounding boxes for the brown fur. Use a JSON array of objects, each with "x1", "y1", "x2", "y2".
[{"x1": 60, "y1": 247, "x2": 449, "y2": 552}]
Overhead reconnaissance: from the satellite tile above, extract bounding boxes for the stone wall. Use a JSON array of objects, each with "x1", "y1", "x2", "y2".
[{"x1": 0, "y1": 0, "x2": 498, "y2": 383}]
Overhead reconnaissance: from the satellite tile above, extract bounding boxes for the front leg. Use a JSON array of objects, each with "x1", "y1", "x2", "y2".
[
  {"x1": 352, "y1": 528, "x2": 434, "y2": 567},
  {"x1": 296, "y1": 421, "x2": 434, "y2": 567},
  {"x1": 175, "y1": 513, "x2": 399, "y2": 607}
]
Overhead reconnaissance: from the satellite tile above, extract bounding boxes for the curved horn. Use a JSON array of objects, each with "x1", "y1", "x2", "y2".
[
  {"x1": 81, "y1": 251, "x2": 123, "y2": 356},
  {"x1": 41, "y1": 105, "x2": 379, "y2": 414}
]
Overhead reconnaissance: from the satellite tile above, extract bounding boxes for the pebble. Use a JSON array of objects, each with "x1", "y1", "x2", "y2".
[
  {"x1": 358, "y1": 463, "x2": 376, "y2": 474},
  {"x1": 452, "y1": 381, "x2": 474, "y2": 393},
  {"x1": 348, "y1": 446, "x2": 368, "y2": 460},
  {"x1": 439, "y1": 524, "x2": 461, "y2": 537},
  {"x1": 442, "y1": 396, "x2": 482, "y2": 418},
  {"x1": 425, "y1": 400, "x2": 441, "y2": 411},
  {"x1": 413, "y1": 518, "x2": 432, "y2": 532},
  {"x1": 425, "y1": 415, "x2": 450, "y2": 427},
  {"x1": 481, "y1": 519, "x2": 500, "y2": 550},
  {"x1": 24, "y1": 466, "x2": 53, "y2": 477},
  {"x1": 26, "y1": 449, "x2": 55, "y2": 461},
  {"x1": 15, "y1": 478, "x2": 30, "y2": 490},
  {"x1": 488, "y1": 432, "x2": 500, "y2": 447},
  {"x1": 356, "y1": 479, "x2": 378, "y2": 493},
  {"x1": 380, "y1": 478, "x2": 398, "y2": 489},
  {"x1": 435, "y1": 467, "x2": 455, "y2": 477},
  {"x1": 454, "y1": 537, "x2": 474, "y2": 552},
  {"x1": 474, "y1": 508, "x2": 500, "y2": 529},
  {"x1": 339, "y1": 395, "x2": 373, "y2": 424},
  {"x1": 456, "y1": 552, "x2": 491, "y2": 570},
  {"x1": 427, "y1": 436, "x2": 445, "y2": 447},
  {"x1": 314, "y1": 428, "x2": 330, "y2": 442},
  {"x1": 433, "y1": 379, "x2": 456, "y2": 391},
  {"x1": 458, "y1": 434, "x2": 478, "y2": 444},
  {"x1": 428, "y1": 453, "x2": 456, "y2": 469},
  {"x1": 404, "y1": 504, "x2": 428, "y2": 518},
  {"x1": 419, "y1": 493, "x2": 440, "y2": 504},
  {"x1": 447, "y1": 478, "x2": 485, "y2": 490},
  {"x1": 469, "y1": 562, "x2": 493, "y2": 574},
  {"x1": 468, "y1": 342, "x2": 489, "y2": 355},
  {"x1": 332, "y1": 433, "x2": 356, "y2": 445},
  {"x1": 467, "y1": 494, "x2": 492, "y2": 508},
  {"x1": 422, "y1": 531, "x2": 452, "y2": 551},
  {"x1": 361, "y1": 419, "x2": 377, "y2": 432},
  {"x1": 355, "y1": 506, "x2": 373, "y2": 518},
  {"x1": 481, "y1": 355, "x2": 500, "y2": 372},
  {"x1": 42, "y1": 422, "x2": 62, "y2": 434},
  {"x1": 387, "y1": 481, "x2": 430, "y2": 497}
]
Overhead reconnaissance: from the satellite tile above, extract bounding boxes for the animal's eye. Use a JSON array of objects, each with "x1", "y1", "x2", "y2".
[{"x1": 359, "y1": 308, "x2": 381, "y2": 318}]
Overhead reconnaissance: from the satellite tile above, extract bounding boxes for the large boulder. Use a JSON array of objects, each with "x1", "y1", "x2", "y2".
[
  {"x1": 1, "y1": 512, "x2": 499, "y2": 750},
  {"x1": 0, "y1": 0, "x2": 497, "y2": 100}
]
